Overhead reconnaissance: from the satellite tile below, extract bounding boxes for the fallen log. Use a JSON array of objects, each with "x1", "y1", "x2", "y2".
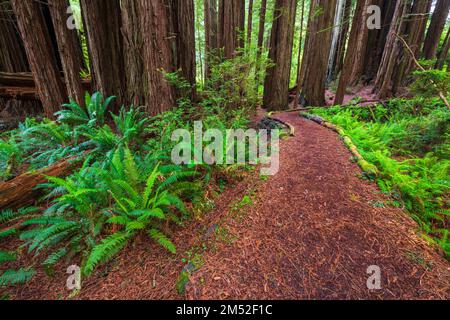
[
  {"x1": 0, "y1": 72, "x2": 37, "y2": 87},
  {"x1": 0, "y1": 156, "x2": 83, "y2": 210},
  {"x1": 0, "y1": 71, "x2": 92, "y2": 90},
  {"x1": 0, "y1": 86, "x2": 39, "y2": 100}
]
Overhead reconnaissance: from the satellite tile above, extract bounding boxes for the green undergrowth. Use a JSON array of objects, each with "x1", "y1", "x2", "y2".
[
  {"x1": 0, "y1": 53, "x2": 265, "y2": 294},
  {"x1": 311, "y1": 97, "x2": 449, "y2": 259}
]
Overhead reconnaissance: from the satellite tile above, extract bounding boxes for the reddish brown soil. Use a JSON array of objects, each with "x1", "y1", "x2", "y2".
[{"x1": 2, "y1": 112, "x2": 448, "y2": 300}]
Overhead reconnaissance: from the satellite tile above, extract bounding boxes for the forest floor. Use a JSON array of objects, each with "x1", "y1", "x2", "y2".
[{"x1": 5, "y1": 110, "x2": 449, "y2": 300}]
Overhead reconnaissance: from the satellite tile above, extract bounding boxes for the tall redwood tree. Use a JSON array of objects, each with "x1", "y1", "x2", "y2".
[
  {"x1": 218, "y1": 0, "x2": 245, "y2": 59},
  {"x1": 263, "y1": 0, "x2": 298, "y2": 110},
  {"x1": 80, "y1": 0, "x2": 125, "y2": 109},
  {"x1": 301, "y1": 0, "x2": 337, "y2": 106},
  {"x1": 11, "y1": 0, "x2": 66, "y2": 118},
  {"x1": 422, "y1": 0, "x2": 450, "y2": 60},
  {"x1": 48, "y1": 0, "x2": 85, "y2": 107}
]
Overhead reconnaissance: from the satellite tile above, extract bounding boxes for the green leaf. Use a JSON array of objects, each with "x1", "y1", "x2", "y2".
[
  {"x1": 148, "y1": 228, "x2": 176, "y2": 254},
  {"x1": 0, "y1": 251, "x2": 16, "y2": 263},
  {"x1": 0, "y1": 268, "x2": 35, "y2": 286},
  {"x1": 84, "y1": 231, "x2": 132, "y2": 276}
]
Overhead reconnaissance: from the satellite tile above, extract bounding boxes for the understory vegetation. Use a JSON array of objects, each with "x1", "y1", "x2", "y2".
[
  {"x1": 312, "y1": 97, "x2": 449, "y2": 258},
  {"x1": 0, "y1": 55, "x2": 261, "y2": 296}
]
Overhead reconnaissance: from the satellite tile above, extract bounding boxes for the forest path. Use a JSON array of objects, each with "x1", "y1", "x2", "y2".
[
  {"x1": 9, "y1": 112, "x2": 449, "y2": 300},
  {"x1": 185, "y1": 112, "x2": 449, "y2": 300}
]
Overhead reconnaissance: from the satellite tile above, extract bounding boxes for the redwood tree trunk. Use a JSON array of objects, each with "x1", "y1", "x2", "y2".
[
  {"x1": 48, "y1": 0, "x2": 85, "y2": 107},
  {"x1": 0, "y1": 1, "x2": 29, "y2": 72},
  {"x1": 422, "y1": 0, "x2": 450, "y2": 60},
  {"x1": 247, "y1": 0, "x2": 254, "y2": 46},
  {"x1": 293, "y1": 0, "x2": 306, "y2": 107},
  {"x1": 327, "y1": 0, "x2": 346, "y2": 83},
  {"x1": 335, "y1": 0, "x2": 375, "y2": 105},
  {"x1": 374, "y1": 0, "x2": 407, "y2": 99},
  {"x1": 332, "y1": 0, "x2": 352, "y2": 81},
  {"x1": 254, "y1": 0, "x2": 267, "y2": 86},
  {"x1": 348, "y1": 0, "x2": 374, "y2": 86},
  {"x1": 392, "y1": 0, "x2": 433, "y2": 89},
  {"x1": 139, "y1": 0, "x2": 175, "y2": 115},
  {"x1": 11, "y1": 0, "x2": 66, "y2": 118},
  {"x1": 219, "y1": 0, "x2": 245, "y2": 59},
  {"x1": 263, "y1": 0, "x2": 298, "y2": 111},
  {"x1": 80, "y1": 0, "x2": 124, "y2": 109},
  {"x1": 121, "y1": 0, "x2": 145, "y2": 107},
  {"x1": 297, "y1": 0, "x2": 315, "y2": 92},
  {"x1": 301, "y1": 0, "x2": 337, "y2": 106},
  {"x1": 435, "y1": 27, "x2": 450, "y2": 70},
  {"x1": 362, "y1": 0, "x2": 396, "y2": 82},
  {"x1": 204, "y1": 0, "x2": 219, "y2": 76},
  {"x1": 170, "y1": 0, "x2": 197, "y2": 100}
]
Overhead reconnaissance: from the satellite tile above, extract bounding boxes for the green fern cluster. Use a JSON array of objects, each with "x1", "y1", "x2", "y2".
[
  {"x1": 0, "y1": 92, "x2": 150, "y2": 180},
  {"x1": 17, "y1": 145, "x2": 200, "y2": 277},
  {"x1": 0, "y1": 212, "x2": 36, "y2": 293},
  {"x1": 84, "y1": 146, "x2": 199, "y2": 275},
  {"x1": 0, "y1": 88, "x2": 255, "y2": 291},
  {"x1": 56, "y1": 92, "x2": 115, "y2": 127},
  {"x1": 314, "y1": 100, "x2": 450, "y2": 258}
]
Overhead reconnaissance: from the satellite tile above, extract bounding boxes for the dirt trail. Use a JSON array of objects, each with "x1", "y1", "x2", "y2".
[
  {"x1": 5, "y1": 112, "x2": 448, "y2": 300},
  {"x1": 185, "y1": 112, "x2": 449, "y2": 300}
]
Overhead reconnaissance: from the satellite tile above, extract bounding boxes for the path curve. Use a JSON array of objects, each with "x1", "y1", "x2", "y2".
[{"x1": 185, "y1": 112, "x2": 449, "y2": 300}]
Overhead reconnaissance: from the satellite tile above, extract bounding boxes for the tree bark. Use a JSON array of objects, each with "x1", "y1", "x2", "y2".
[
  {"x1": 435, "y1": 27, "x2": 450, "y2": 70},
  {"x1": 0, "y1": 156, "x2": 82, "y2": 210},
  {"x1": 263, "y1": 0, "x2": 298, "y2": 111},
  {"x1": 11, "y1": 0, "x2": 66, "y2": 118},
  {"x1": 204, "y1": 0, "x2": 219, "y2": 76},
  {"x1": 327, "y1": 0, "x2": 346, "y2": 83},
  {"x1": 348, "y1": 0, "x2": 375, "y2": 86},
  {"x1": 293, "y1": 0, "x2": 306, "y2": 107},
  {"x1": 80, "y1": 0, "x2": 124, "y2": 109},
  {"x1": 335, "y1": 0, "x2": 371, "y2": 105},
  {"x1": 301, "y1": 0, "x2": 337, "y2": 106},
  {"x1": 0, "y1": 71, "x2": 91, "y2": 89},
  {"x1": 170, "y1": 0, "x2": 197, "y2": 100},
  {"x1": 247, "y1": 0, "x2": 254, "y2": 46},
  {"x1": 392, "y1": 0, "x2": 433, "y2": 89},
  {"x1": 254, "y1": 0, "x2": 267, "y2": 86},
  {"x1": 297, "y1": 0, "x2": 315, "y2": 92},
  {"x1": 374, "y1": 0, "x2": 407, "y2": 99},
  {"x1": 139, "y1": 0, "x2": 175, "y2": 115},
  {"x1": 422, "y1": 0, "x2": 450, "y2": 60},
  {"x1": 39, "y1": 0, "x2": 63, "y2": 72},
  {"x1": 121, "y1": 0, "x2": 145, "y2": 107},
  {"x1": 332, "y1": 0, "x2": 352, "y2": 81},
  {"x1": 219, "y1": 0, "x2": 245, "y2": 59},
  {"x1": 362, "y1": 0, "x2": 396, "y2": 82},
  {"x1": 0, "y1": 0, "x2": 29, "y2": 72},
  {"x1": 48, "y1": 0, "x2": 85, "y2": 107}
]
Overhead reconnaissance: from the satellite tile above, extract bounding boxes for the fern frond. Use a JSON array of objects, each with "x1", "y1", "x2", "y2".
[
  {"x1": 0, "y1": 268, "x2": 35, "y2": 286},
  {"x1": 0, "y1": 251, "x2": 16, "y2": 263},
  {"x1": 83, "y1": 231, "x2": 132, "y2": 276},
  {"x1": 43, "y1": 248, "x2": 68, "y2": 267},
  {"x1": 148, "y1": 228, "x2": 176, "y2": 254}
]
